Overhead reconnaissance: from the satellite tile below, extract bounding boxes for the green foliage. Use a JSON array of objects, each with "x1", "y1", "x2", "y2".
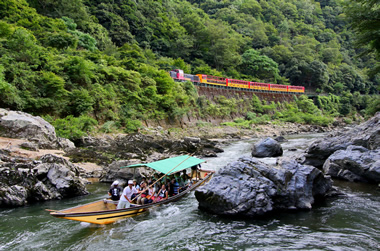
[
  {"x1": 123, "y1": 119, "x2": 142, "y2": 133},
  {"x1": 365, "y1": 95, "x2": 380, "y2": 117},
  {"x1": 52, "y1": 115, "x2": 98, "y2": 141},
  {"x1": 0, "y1": 0, "x2": 378, "y2": 137},
  {"x1": 240, "y1": 49, "x2": 280, "y2": 83}
]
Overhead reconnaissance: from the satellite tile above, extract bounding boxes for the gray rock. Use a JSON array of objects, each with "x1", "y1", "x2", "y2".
[
  {"x1": 19, "y1": 142, "x2": 38, "y2": 151},
  {"x1": 195, "y1": 157, "x2": 332, "y2": 217},
  {"x1": 303, "y1": 113, "x2": 380, "y2": 168},
  {"x1": 274, "y1": 136, "x2": 288, "y2": 142},
  {"x1": 323, "y1": 145, "x2": 380, "y2": 183},
  {"x1": 251, "y1": 137, "x2": 283, "y2": 157},
  {"x1": 0, "y1": 109, "x2": 57, "y2": 149},
  {"x1": 0, "y1": 153, "x2": 88, "y2": 207},
  {"x1": 184, "y1": 137, "x2": 201, "y2": 144},
  {"x1": 57, "y1": 137, "x2": 75, "y2": 150}
]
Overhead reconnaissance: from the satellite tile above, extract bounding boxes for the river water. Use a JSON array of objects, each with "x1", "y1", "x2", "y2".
[{"x1": 1, "y1": 134, "x2": 379, "y2": 250}]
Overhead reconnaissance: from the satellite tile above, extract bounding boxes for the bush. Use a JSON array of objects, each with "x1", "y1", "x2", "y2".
[
  {"x1": 124, "y1": 119, "x2": 142, "y2": 133},
  {"x1": 100, "y1": 121, "x2": 118, "y2": 133},
  {"x1": 52, "y1": 115, "x2": 98, "y2": 141}
]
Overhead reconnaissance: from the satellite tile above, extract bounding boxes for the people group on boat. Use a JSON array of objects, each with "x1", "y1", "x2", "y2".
[{"x1": 113, "y1": 169, "x2": 196, "y2": 209}]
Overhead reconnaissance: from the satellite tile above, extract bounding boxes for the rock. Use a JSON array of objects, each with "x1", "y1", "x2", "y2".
[
  {"x1": 303, "y1": 113, "x2": 380, "y2": 168},
  {"x1": 19, "y1": 142, "x2": 38, "y2": 151},
  {"x1": 195, "y1": 157, "x2": 332, "y2": 217},
  {"x1": 0, "y1": 152, "x2": 88, "y2": 207},
  {"x1": 0, "y1": 109, "x2": 76, "y2": 150},
  {"x1": 184, "y1": 137, "x2": 201, "y2": 144},
  {"x1": 274, "y1": 136, "x2": 288, "y2": 142},
  {"x1": 0, "y1": 109, "x2": 57, "y2": 149},
  {"x1": 323, "y1": 145, "x2": 380, "y2": 183},
  {"x1": 251, "y1": 137, "x2": 283, "y2": 158},
  {"x1": 57, "y1": 137, "x2": 75, "y2": 150}
]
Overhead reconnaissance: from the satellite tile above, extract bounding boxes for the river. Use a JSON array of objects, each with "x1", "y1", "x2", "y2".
[{"x1": 1, "y1": 134, "x2": 379, "y2": 250}]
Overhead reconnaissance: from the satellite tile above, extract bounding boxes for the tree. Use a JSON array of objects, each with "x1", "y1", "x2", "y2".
[
  {"x1": 345, "y1": 0, "x2": 380, "y2": 56},
  {"x1": 345, "y1": 0, "x2": 380, "y2": 73},
  {"x1": 240, "y1": 49, "x2": 280, "y2": 82}
]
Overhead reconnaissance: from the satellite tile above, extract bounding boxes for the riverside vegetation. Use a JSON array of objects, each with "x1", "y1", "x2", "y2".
[{"x1": 0, "y1": 0, "x2": 379, "y2": 141}]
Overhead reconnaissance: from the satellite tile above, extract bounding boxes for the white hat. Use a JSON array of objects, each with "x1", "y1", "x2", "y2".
[
  {"x1": 128, "y1": 180, "x2": 133, "y2": 185},
  {"x1": 112, "y1": 181, "x2": 119, "y2": 186}
]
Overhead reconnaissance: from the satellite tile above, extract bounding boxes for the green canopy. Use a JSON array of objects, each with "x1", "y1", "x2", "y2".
[{"x1": 121, "y1": 155, "x2": 205, "y2": 175}]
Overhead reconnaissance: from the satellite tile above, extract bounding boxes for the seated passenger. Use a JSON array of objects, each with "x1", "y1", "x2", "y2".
[
  {"x1": 168, "y1": 178, "x2": 179, "y2": 196},
  {"x1": 179, "y1": 170, "x2": 191, "y2": 192},
  {"x1": 131, "y1": 179, "x2": 140, "y2": 200},
  {"x1": 154, "y1": 184, "x2": 168, "y2": 202},
  {"x1": 140, "y1": 177, "x2": 147, "y2": 187},
  {"x1": 136, "y1": 182, "x2": 148, "y2": 205},
  {"x1": 144, "y1": 182, "x2": 156, "y2": 204},
  {"x1": 133, "y1": 179, "x2": 140, "y2": 190}
]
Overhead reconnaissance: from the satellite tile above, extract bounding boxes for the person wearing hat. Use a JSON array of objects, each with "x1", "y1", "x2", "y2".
[
  {"x1": 117, "y1": 180, "x2": 138, "y2": 209},
  {"x1": 108, "y1": 180, "x2": 121, "y2": 201}
]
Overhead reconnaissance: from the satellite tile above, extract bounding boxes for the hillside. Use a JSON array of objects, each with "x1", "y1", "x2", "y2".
[{"x1": 0, "y1": 0, "x2": 379, "y2": 140}]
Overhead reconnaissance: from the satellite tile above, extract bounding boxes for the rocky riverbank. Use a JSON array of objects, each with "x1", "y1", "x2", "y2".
[{"x1": 0, "y1": 108, "x2": 356, "y2": 208}]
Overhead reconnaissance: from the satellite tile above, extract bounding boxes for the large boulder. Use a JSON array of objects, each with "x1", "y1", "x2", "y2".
[
  {"x1": 195, "y1": 157, "x2": 332, "y2": 217},
  {"x1": 323, "y1": 145, "x2": 380, "y2": 183},
  {"x1": 251, "y1": 137, "x2": 283, "y2": 157},
  {"x1": 0, "y1": 153, "x2": 88, "y2": 207},
  {"x1": 302, "y1": 113, "x2": 380, "y2": 168},
  {"x1": 0, "y1": 109, "x2": 75, "y2": 150}
]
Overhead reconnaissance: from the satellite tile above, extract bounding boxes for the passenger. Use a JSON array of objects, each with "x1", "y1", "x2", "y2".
[
  {"x1": 153, "y1": 173, "x2": 161, "y2": 190},
  {"x1": 154, "y1": 184, "x2": 168, "y2": 202},
  {"x1": 148, "y1": 185, "x2": 158, "y2": 204},
  {"x1": 117, "y1": 180, "x2": 138, "y2": 209},
  {"x1": 168, "y1": 178, "x2": 179, "y2": 196},
  {"x1": 144, "y1": 182, "x2": 156, "y2": 204},
  {"x1": 140, "y1": 177, "x2": 147, "y2": 187},
  {"x1": 137, "y1": 182, "x2": 148, "y2": 205},
  {"x1": 191, "y1": 164, "x2": 201, "y2": 181},
  {"x1": 174, "y1": 172, "x2": 181, "y2": 184},
  {"x1": 131, "y1": 179, "x2": 140, "y2": 200},
  {"x1": 133, "y1": 179, "x2": 140, "y2": 190},
  {"x1": 108, "y1": 180, "x2": 121, "y2": 201},
  {"x1": 179, "y1": 170, "x2": 191, "y2": 192},
  {"x1": 165, "y1": 179, "x2": 171, "y2": 195}
]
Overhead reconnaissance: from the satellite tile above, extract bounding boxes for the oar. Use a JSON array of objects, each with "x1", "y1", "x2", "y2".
[{"x1": 131, "y1": 154, "x2": 193, "y2": 203}]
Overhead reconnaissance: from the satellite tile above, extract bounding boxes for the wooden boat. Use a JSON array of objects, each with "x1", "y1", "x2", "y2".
[{"x1": 50, "y1": 155, "x2": 214, "y2": 225}]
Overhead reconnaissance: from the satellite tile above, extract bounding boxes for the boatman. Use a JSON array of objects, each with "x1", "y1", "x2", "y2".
[
  {"x1": 108, "y1": 180, "x2": 121, "y2": 201},
  {"x1": 117, "y1": 180, "x2": 138, "y2": 209}
]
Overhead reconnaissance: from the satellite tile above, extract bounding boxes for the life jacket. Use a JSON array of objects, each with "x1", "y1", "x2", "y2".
[{"x1": 110, "y1": 187, "x2": 121, "y2": 201}]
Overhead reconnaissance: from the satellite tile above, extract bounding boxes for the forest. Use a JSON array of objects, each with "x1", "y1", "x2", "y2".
[{"x1": 0, "y1": 0, "x2": 379, "y2": 140}]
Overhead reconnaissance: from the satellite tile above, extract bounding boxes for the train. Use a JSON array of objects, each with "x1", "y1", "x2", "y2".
[{"x1": 169, "y1": 69, "x2": 305, "y2": 93}]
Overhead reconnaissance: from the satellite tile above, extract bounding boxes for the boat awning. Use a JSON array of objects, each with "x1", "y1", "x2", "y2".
[{"x1": 121, "y1": 155, "x2": 205, "y2": 175}]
